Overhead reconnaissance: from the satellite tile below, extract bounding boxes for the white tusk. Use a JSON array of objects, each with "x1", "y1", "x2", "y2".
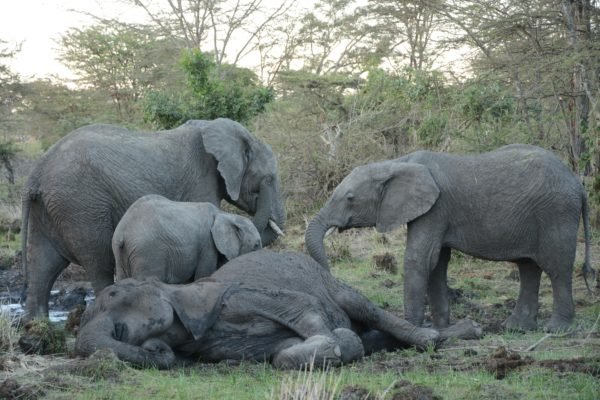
[
  {"x1": 269, "y1": 220, "x2": 285, "y2": 236},
  {"x1": 325, "y1": 226, "x2": 336, "y2": 237}
]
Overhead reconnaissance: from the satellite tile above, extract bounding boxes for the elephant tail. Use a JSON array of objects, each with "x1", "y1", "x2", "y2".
[
  {"x1": 581, "y1": 191, "x2": 596, "y2": 294},
  {"x1": 20, "y1": 187, "x2": 38, "y2": 305}
]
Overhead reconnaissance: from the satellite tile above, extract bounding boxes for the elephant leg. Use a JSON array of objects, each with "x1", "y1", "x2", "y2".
[
  {"x1": 503, "y1": 260, "x2": 542, "y2": 331},
  {"x1": 77, "y1": 235, "x2": 116, "y2": 296},
  {"x1": 544, "y1": 267, "x2": 575, "y2": 333},
  {"x1": 428, "y1": 247, "x2": 451, "y2": 329},
  {"x1": 23, "y1": 228, "x2": 69, "y2": 321},
  {"x1": 403, "y1": 225, "x2": 444, "y2": 327},
  {"x1": 272, "y1": 328, "x2": 363, "y2": 369},
  {"x1": 330, "y1": 281, "x2": 439, "y2": 348}
]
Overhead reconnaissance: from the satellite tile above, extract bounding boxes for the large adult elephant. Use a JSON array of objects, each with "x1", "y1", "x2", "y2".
[
  {"x1": 305, "y1": 144, "x2": 594, "y2": 333},
  {"x1": 113, "y1": 195, "x2": 262, "y2": 283},
  {"x1": 21, "y1": 118, "x2": 285, "y2": 321},
  {"x1": 75, "y1": 250, "x2": 443, "y2": 369}
]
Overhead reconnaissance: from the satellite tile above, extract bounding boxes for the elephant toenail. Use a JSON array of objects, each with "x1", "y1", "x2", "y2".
[{"x1": 334, "y1": 345, "x2": 341, "y2": 357}]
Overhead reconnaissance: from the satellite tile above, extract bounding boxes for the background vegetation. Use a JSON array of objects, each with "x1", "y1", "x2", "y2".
[
  {"x1": 1, "y1": 0, "x2": 599, "y2": 222},
  {"x1": 0, "y1": 1, "x2": 599, "y2": 398}
]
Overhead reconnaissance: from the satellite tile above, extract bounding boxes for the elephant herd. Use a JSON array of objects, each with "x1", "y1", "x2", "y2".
[{"x1": 20, "y1": 118, "x2": 594, "y2": 369}]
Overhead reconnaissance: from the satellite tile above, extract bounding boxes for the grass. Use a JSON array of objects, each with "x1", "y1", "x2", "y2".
[{"x1": 1, "y1": 223, "x2": 599, "y2": 399}]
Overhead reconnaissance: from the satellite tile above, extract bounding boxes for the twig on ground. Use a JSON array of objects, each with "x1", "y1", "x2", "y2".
[
  {"x1": 525, "y1": 334, "x2": 552, "y2": 352},
  {"x1": 585, "y1": 311, "x2": 600, "y2": 341}
]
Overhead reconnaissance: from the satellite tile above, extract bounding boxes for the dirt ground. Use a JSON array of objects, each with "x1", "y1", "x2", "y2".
[{"x1": 1, "y1": 227, "x2": 599, "y2": 399}]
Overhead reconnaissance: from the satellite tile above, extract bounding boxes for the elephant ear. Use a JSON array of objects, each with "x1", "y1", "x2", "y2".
[
  {"x1": 376, "y1": 163, "x2": 440, "y2": 232},
  {"x1": 202, "y1": 119, "x2": 251, "y2": 201},
  {"x1": 211, "y1": 213, "x2": 242, "y2": 261},
  {"x1": 164, "y1": 282, "x2": 231, "y2": 341}
]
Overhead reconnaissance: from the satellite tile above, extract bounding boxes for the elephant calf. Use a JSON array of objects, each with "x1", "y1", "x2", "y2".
[
  {"x1": 113, "y1": 195, "x2": 262, "y2": 283},
  {"x1": 306, "y1": 144, "x2": 594, "y2": 333},
  {"x1": 75, "y1": 250, "x2": 440, "y2": 369}
]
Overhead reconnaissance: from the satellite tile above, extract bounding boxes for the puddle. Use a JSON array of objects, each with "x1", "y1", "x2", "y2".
[{"x1": 1, "y1": 290, "x2": 95, "y2": 323}]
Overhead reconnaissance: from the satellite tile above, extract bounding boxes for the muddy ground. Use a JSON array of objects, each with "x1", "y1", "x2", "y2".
[{"x1": 1, "y1": 228, "x2": 599, "y2": 399}]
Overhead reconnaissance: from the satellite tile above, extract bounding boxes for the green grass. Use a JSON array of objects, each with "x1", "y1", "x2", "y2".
[{"x1": 2, "y1": 223, "x2": 599, "y2": 399}]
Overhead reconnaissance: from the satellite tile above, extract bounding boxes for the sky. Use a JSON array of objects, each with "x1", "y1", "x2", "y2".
[{"x1": 0, "y1": 0, "x2": 147, "y2": 80}]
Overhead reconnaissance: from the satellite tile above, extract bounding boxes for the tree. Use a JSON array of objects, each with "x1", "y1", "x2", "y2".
[
  {"x1": 436, "y1": 0, "x2": 600, "y2": 175},
  {"x1": 0, "y1": 40, "x2": 22, "y2": 133},
  {"x1": 58, "y1": 21, "x2": 184, "y2": 123},
  {"x1": 0, "y1": 40, "x2": 22, "y2": 184},
  {"x1": 144, "y1": 50, "x2": 274, "y2": 128},
  {"x1": 365, "y1": 0, "x2": 447, "y2": 71},
  {"x1": 125, "y1": 0, "x2": 294, "y2": 69}
]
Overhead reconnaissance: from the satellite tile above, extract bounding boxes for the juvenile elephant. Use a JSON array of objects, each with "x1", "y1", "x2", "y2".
[
  {"x1": 75, "y1": 250, "x2": 441, "y2": 369},
  {"x1": 113, "y1": 195, "x2": 262, "y2": 283},
  {"x1": 306, "y1": 144, "x2": 594, "y2": 333},
  {"x1": 21, "y1": 118, "x2": 285, "y2": 321}
]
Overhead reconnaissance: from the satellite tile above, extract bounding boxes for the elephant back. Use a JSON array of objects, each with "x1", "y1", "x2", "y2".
[{"x1": 211, "y1": 250, "x2": 333, "y2": 299}]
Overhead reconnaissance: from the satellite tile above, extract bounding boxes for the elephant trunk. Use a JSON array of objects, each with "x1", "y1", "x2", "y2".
[
  {"x1": 253, "y1": 179, "x2": 285, "y2": 247},
  {"x1": 305, "y1": 213, "x2": 331, "y2": 269},
  {"x1": 75, "y1": 315, "x2": 175, "y2": 369}
]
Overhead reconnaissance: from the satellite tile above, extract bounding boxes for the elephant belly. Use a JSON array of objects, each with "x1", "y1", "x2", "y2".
[{"x1": 176, "y1": 319, "x2": 298, "y2": 362}]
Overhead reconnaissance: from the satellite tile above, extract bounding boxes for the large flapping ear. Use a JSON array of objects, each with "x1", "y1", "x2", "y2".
[
  {"x1": 376, "y1": 163, "x2": 440, "y2": 232},
  {"x1": 201, "y1": 119, "x2": 251, "y2": 201},
  {"x1": 211, "y1": 213, "x2": 242, "y2": 261},
  {"x1": 164, "y1": 281, "x2": 231, "y2": 341}
]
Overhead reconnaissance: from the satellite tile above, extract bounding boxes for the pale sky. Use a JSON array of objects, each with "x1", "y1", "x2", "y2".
[{"x1": 0, "y1": 0, "x2": 147, "y2": 80}]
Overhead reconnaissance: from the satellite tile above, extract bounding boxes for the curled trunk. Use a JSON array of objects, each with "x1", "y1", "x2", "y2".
[{"x1": 305, "y1": 213, "x2": 330, "y2": 269}]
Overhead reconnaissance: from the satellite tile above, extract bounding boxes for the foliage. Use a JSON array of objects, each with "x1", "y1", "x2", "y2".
[
  {"x1": 19, "y1": 319, "x2": 67, "y2": 355},
  {"x1": 0, "y1": 140, "x2": 18, "y2": 184},
  {"x1": 0, "y1": 306, "x2": 20, "y2": 354},
  {"x1": 0, "y1": 40, "x2": 23, "y2": 138},
  {"x1": 58, "y1": 21, "x2": 184, "y2": 124},
  {"x1": 144, "y1": 50, "x2": 274, "y2": 128}
]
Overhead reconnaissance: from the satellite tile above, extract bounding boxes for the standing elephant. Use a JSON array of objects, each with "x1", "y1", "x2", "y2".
[
  {"x1": 75, "y1": 250, "x2": 441, "y2": 369},
  {"x1": 305, "y1": 144, "x2": 593, "y2": 333},
  {"x1": 113, "y1": 194, "x2": 262, "y2": 283},
  {"x1": 21, "y1": 118, "x2": 285, "y2": 321}
]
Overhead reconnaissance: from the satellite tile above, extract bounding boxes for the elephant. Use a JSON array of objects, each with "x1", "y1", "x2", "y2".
[
  {"x1": 21, "y1": 118, "x2": 285, "y2": 322},
  {"x1": 75, "y1": 250, "x2": 443, "y2": 369},
  {"x1": 305, "y1": 144, "x2": 594, "y2": 333},
  {"x1": 113, "y1": 194, "x2": 262, "y2": 283}
]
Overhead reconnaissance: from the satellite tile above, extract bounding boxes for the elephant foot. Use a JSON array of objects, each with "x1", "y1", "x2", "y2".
[
  {"x1": 438, "y1": 319, "x2": 483, "y2": 341},
  {"x1": 332, "y1": 328, "x2": 364, "y2": 363},
  {"x1": 272, "y1": 330, "x2": 363, "y2": 370},
  {"x1": 502, "y1": 314, "x2": 538, "y2": 332},
  {"x1": 407, "y1": 327, "x2": 440, "y2": 349},
  {"x1": 140, "y1": 338, "x2": 176, "y2": 369},
  {"x1": 544, "y1": 316, "x2": 573, "y2": 333}
]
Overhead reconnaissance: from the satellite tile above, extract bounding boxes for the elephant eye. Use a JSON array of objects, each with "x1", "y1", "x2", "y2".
[{"x1": 347, "y1": 193, "x2": 355, "y2": 202}]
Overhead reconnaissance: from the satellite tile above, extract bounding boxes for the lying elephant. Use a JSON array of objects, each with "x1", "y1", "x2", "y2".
[
  {"x1": 113, "y1": 195, "x2": 262, "y2": 283},
  {"x1": 75, "y1": 250, "x2": 443, "y2": 369}
]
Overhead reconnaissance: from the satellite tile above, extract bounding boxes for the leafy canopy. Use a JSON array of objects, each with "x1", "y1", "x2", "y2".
[{"x1": 144, "y1": 50, "x2": 274, "y2": 128}]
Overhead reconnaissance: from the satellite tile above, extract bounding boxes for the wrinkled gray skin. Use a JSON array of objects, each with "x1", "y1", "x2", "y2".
[
  {"x1": 306, "y1": 144, "x2": 593, "y2": 333},
  {"x1": 113, "y1": 195, "x2": 263, "y2": 283},
  {"x1": 75, "y1": 250, "x2": 440, "y2": 369},
  {"x1": 21, "y1": 118, "x2": 285, "y2": 322}
]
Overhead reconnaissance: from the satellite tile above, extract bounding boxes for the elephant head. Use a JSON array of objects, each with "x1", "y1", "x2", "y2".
[
  {"x1": 211, "y1": 213, "x2": 262, "y2": 264},
  {"x1": 305, "y1": 160, "x2": 440, "y2": 268},
  {"x1": 197, "y1": 119, "x2": 286, "y2": 245},
  {"x1": 75, "y1": 278, "x2": 230, "y2": 369}
]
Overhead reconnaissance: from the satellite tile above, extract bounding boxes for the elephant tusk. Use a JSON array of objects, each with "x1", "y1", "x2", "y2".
[
  {"x1": 269, "y1": 220, "x2": 285, "y2": 236},
  {"x1": 325, "y1": 226, "x2": 336, "y2": 237}
]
